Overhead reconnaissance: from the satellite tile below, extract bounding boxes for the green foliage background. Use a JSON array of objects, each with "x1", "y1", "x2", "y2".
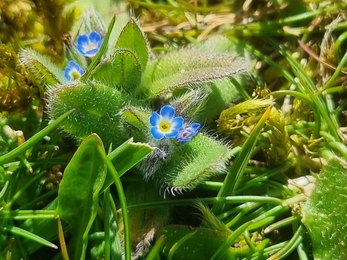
[{"x1": 1, "y1": 0, "x2": 347, "y2": 259}]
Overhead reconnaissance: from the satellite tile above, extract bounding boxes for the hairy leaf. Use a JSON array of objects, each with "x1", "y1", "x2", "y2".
[
  {"x1": 161, "y1": 133, "x2": 231, "y2": 193},
  {"x1": 140, "y1": 48, "x2": 249, "y2": 97},
  {"x1": 89, "y1": 49, "x2": 142, "y2": 92},
  {"x1": 47, "y1": 81, "x2": 125, "y2": 146},
  {"x1": 20, "y1": 48, "x2": 67, "y2": 88},
  {"x1": 116, "y1": 17, "x2": 150, "y2": 69},
  {"x1": 302, "y1": 159, "x2": 347, "y2": 260}
]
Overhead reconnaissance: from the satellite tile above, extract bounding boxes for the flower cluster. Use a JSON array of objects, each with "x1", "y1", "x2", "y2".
[
  {"x1": 150, "y1": 105, "x2": 200, "y2": 142},
  {"x1": 64, "y1": 31, "x2": 103, "y2": 81}
]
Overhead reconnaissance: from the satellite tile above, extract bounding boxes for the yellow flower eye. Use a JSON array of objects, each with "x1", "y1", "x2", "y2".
[
  {"x1": 71, "y1": 71, "x2": 81, "y2": 80},
  {"x1": 149, "y1": 105, "x2": 184, "y2": 140},
  {"x1": 159, "y1": 121, "x2": 171, "y2": 132}
]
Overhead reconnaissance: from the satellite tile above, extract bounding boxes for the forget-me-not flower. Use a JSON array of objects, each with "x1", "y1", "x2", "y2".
[
  {"x1": 76, "y1": 31, "x2": 103, "y2": 57},
  {"x1": 176, "y1": 123, "x2": 201, "y2": 142},
  {"x1": 150, "y1": 105, "x2": 184, "y2": 140},
  {"x1": 64, "y1": 60, "x2": 84, "y2": 81}
]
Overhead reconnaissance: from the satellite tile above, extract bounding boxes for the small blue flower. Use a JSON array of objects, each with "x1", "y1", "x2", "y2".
[
  {"x1": 176, "y1": 123, "x2": 201, "y2": 142},
  {"x1": 150, "y1": 105, "x2": 184, "y2": 140},
  {"x1": 64, "y1": 60, "x2": 84, "y2": 81},
  {"x1": 76, "y1": 31, "x2": 103, "y2": 57}
]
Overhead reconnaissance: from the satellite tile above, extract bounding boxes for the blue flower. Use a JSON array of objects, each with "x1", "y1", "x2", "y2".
[
  {"x1": 150, "y1": 105, "x2": 184, "y2": 140},
  {"x1": 76, "y1": 31, "x2": 103, "y2": 57},
  {"x1": 176, "y1": 123, "x2": 201, "y2": 142},
  {"x1": 64, "y1": 60, "x2": 84, "y2": 81}
]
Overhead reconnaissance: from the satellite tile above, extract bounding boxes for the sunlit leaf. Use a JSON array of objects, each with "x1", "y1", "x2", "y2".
[
  {"x1": 302, "y1": 159, "x2": 347, "y2": 259},
  {"x1": 140, "y1": 48, "x2": 249, "y2": 97},
  {"x1": 56, "y1": 134, "x2": 107, "y2": 260},
  {"x1": 20, "y1": 48, "x2": 67, "y2": 88},
  {"x1": 116, "y1": 17, "x2": 150, "y2": 69},
  {"x1": 47, "y1": 81, "x2": 125, "y2": 147},
  {"x1": 89, "y1": 49, "x2": 142, "y2": 92}
]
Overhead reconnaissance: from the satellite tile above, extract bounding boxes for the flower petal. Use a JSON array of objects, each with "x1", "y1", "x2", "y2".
[
  {"x1": 89, "y1": 31, "x2": 101, "y2": 43},
  {"x1": 190, "y1": 123, "x2": 201, "y2": 133},
  {"x1": 64, "y1": 60, "x2": 84, "y2": 81},
  {"x1": 160, "y1": 105, "x2": 175, "y2": 119},
  {"x1": 69, "y1": 61, "x2": 84, "y2": 74},
  {"x1": 176, "y1": 122, "x2": 201, "y2": 142},
  {"x1": 77, "y1": 34, "x2": 88, "y2": 46},
  {"x1": 149, "y1": 112, "x2": 161, "y2": 126},
  {"x1": 97, "y1": 39, "x2": 104, "y2": 48},
  {"x1": 150, "y1": 127, "x2": 164, "y2": 140},
  {"x1": 172, "y1": 116, "x2": 184, "y2": 129},
  {"x1": 64, "y1": 68, "x2": 72, "y2": 81},
  {"x1": 85, "y1": 49, "x2": 100, "y2": 57},
  {"x1": 165, "y1": 129, "x2": 179, "y2": 138}
]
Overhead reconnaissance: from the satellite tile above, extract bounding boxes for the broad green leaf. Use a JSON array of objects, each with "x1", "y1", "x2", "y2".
[
  {"x1": 19, "y1": 138, "x2": 154, "y2": 256},
  {"x1": 19, "y1": 48, "x2": 67, "y2": 88},
  {"x1": 116, "y1": 17, "x2": 150, "y2": 69},
  {"x1": 89, "y1": 50, "x2": 142, "y2": 92},
  {"x1": 47, "y1": 81, "x2": 125, "y2": 147},
  {"x1": 302, "y1": 159, "x2": 347, "y2": 260},
  {"x1": 56, "y1": 134, "x2": 107, "y2": 260},
  {"x1": 101, "y1": 138, "x2": 154, "y2": 192},
  {"x1": 140, "y1": 48, "x2": 249, "y2": 97}
]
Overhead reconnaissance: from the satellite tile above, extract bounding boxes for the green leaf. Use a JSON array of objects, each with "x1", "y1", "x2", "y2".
[
  {"x1": 0, "y1": 109, "x2": 74, "y2": 165},
  {"x1": 85, "y1": 16, "x2": 116, "y2": 75},
  {"x1": 160, "y1": 133, "x2": 231, "y2": 192},
  {"x1": 118, "y1": 180, "x2": 170, "y2": 259},
  {"x1": 0, "y1": 224, "x2": 57, "y2": 249},
  {"x1": 47, "y1": 81, "x2": 125, "y2": 146},
  {"x1": 302, "y1": 159, "x2": 347, "y2": 260},
  {"x1": 101, "y1": 138, "x2": 154, "y2": 192},
  {"x1": 116, "y1": 17, "x2": 150, "y2": 69},
  {"x1": 19, "y1": 200, "x2": 60, "y2": 255},
  {"x1": 19, "y1": 48, "x2": 67, "y2": 88},
  {"x1": 121, "y1": 106, "x2": 152, "y2": 141},
  {"x1": 213, "y1": 106, "x2": 272, "y2": 214},
  {"x1": 197, "y1": 78, "x2": 245, "y2": 123},
  {"x1": 140, "y1": 48, "x2": 249, "y2": 97},
  {"x1": 155, "y1": 225, "x2": 234, "y2": 260},
  {"x1": 89, "y1": 49, "x2": 142, "y2": 92},
  {"x1": 56, "y1": 134, "x2": 107, "y2": 260},
  {"x1": 103, "y1": 189, "x2": 123, "y2": 260}
]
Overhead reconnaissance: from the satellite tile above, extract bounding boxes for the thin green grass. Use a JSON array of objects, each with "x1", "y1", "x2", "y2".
[{"x1": 1, "y1": 0, "x2": 347, "y2": 259}]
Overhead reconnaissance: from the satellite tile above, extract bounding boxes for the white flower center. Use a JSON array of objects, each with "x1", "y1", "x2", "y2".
[{"x1": 85, "y1": 42, "x2": 97, "y2": 51}]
